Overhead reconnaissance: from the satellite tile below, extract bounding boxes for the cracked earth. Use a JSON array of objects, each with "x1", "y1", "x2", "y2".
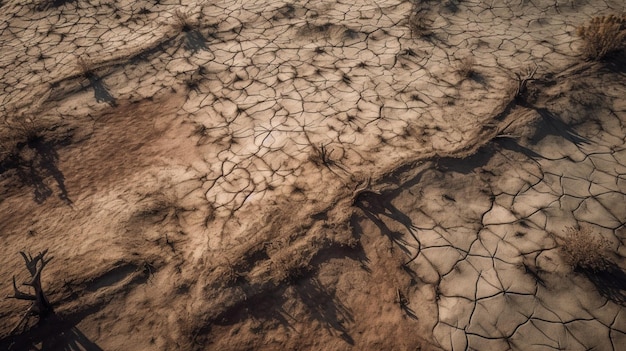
[{"x1": 1, "y1": 0, "x2": 625, "y2": 350}]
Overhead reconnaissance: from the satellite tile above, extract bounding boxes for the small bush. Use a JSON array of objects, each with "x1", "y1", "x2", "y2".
[
  {"x1": 576, "y1": 14, "x2": 626, "y2": 60},
  {"x1": 76, "y1": 57, "x2": 95, "y2": 78},
  {"x1": 560, "y1": 225, "x2": 612, "y2": 272},
  {"x1": 0, "y1": 115, "x2": 44, "y2": 158},
  {"x1": 172, "y1": 10, "x2": 197, "y2": 32},
  {"x1": 408, "y1": 3, "x2": 432, "y2": 38},
  {"x1": 457, "y1": 56, "x2": 476, "y2": 79}
]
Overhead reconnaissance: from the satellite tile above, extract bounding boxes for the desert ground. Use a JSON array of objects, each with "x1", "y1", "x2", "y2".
[{"x1": 0, "y1": 0, "x2": 625, "y2": 350}]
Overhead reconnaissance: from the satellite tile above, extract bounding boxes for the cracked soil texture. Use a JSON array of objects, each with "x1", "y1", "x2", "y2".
[{"x1": 1, "y1": 0, "x2": 626, "y2": 350}]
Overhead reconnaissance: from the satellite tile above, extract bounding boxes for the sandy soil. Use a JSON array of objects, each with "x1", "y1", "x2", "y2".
[{"x1": 1, "y1": 0, "x2": 625, "y2": 350}]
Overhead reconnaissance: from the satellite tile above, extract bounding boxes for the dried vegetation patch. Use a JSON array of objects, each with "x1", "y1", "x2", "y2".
[
  {"x1": 456, "y1": 56, "x2": 476, "y2": 80},
  {"x1": 560, "y1": 226, "x2": 612, "y2": 272},
  {"x1": 577, "y1": 14, "x2": 626, "y2": 60},
  {"x1": 408, "y1": 2, "x2": 433, "y2": 38}
]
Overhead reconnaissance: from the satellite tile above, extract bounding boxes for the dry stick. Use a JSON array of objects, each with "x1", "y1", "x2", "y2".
[
  {"x1": 7, "y1": 249, "x2": 54, "y2": 335},
  {"x1": 351, "y1": 177, "x2": 381, "y2": 205},
  {"x1": 319, "y1": 144, "x2": 333, "y2": 166},
  {"x1": 313, "y1": 143, "x2": 334, "y2": 168},
  {"x1": 514, "y1": 64, "x2": 538, "y2": 99},
  {"x1": 311, "y1": 142, "x2": 353, "y2": 186}
]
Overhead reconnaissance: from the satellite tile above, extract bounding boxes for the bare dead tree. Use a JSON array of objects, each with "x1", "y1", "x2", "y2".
[{"x1": 7, "y1": 249, "x2": 54, "y2": 334}]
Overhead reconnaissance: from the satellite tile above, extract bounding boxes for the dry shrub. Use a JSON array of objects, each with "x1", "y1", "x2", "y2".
[
  {"x1": 172, "y1": 10, "x2": 197, "y2": 32},
  {"x1": 457, "y1": 56, "x2": 475, "y2": 79},
  {"x1": 0, "y1": 115, "x2": 45, "y2": 159},
  {"x1": 560, "y1": 226, "x2": 612, "y2": 272},
  {"x1": 76, "y1": 57, "x2": 96, "y2": 78},
  {"x1": 408, "y1": 2, "x2": 432, "y2": 38},
  {"x1": 576, "y1": 14, "x2": 626, "y2": 60}
]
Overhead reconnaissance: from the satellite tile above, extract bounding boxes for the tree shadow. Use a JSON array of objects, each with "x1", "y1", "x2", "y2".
[
  {"x1": 494, "y1": 106, "x2": 591, "y2": 161},
  {"x1": 294, "y1": 277, "x2": 354, "y2": 345},
  {"x1": 204, "y1": 237, "x2": 367, "y2": 345},
  {"x1": 435, "y1": 145, "x2": 495, "y2": 174},
  {"x1": 397, "y1": 289, "x2": 418, "y2": 320},
  {"x1": 0, "y1": 313, "x2": 102, "y2": 351},
  {"x1": 355, "y1": 190, "x2": 421, "y2": 264},
  {"x1": 402, "y1": 304, "x2": 418, "y2": 319},
  {"x1": 85, "y1": 73, "x2": 116, "y2": 107},
  {"x1": 0, "y1": 134, "x2": 71, "y2": 204},
  {"x1": 310, "y1": 229, "x2": 371, "y2": 273},
  {"x1": 602, "y1": 50, "x2": 626, "y2": 74},
  {"x1": 468, "y1": 71, "x2": 488, "y2": 86},
  {"x1": 36, "y1": 0, "x2": 77, "y2": 11},
  {"x1": 532, "y1": 108, "x2": 590, "y2": 146},
  {"x1": 211, "y1": 285, "x2": 294, "y2": 331},
  {"x1": 183, "y1": 30, "x2": 208, "y2": 53},
  {"x1": 515, "y1": 79, "x2": 591, "y2": 147},
  {"x1": 581, "y1": 260, "x2": 626, "y2": 306},
  {"x1": 495, "y1": 137, "x2": 545, "y2": 160}
]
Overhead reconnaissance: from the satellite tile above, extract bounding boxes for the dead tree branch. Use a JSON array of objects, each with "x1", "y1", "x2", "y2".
[
  {"x1": 352, "y1": 177, "x2": 382, "y2": 205},
  {"x1": 514, "y1": 64, "x2": 538, "y2": 100},
  {"x1": 7, "y1": 249, "x2": 54, "y2": 334}
]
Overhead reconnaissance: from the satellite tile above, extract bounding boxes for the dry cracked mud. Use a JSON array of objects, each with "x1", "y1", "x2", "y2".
[{"x1": 1, "y1": 0, "x2": 625, "y2": 350}]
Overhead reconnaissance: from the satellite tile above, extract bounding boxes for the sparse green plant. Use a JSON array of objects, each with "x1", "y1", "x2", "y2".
[
  {"x1": 560, "y1": 225, "x2": 612, "y2": 272},
  {"x1": 576, "y1": 14, "x2": 626, "y2": 60}
]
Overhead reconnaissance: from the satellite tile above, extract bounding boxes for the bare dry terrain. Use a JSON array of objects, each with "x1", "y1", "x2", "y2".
[{"x1": 1, "y1": 0, "x2": 626, "y2": 350}]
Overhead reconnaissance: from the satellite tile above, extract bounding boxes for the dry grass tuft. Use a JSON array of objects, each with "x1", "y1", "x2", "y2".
[
  {"x1": 76, "y1": 57, "x2": 96, "y2": 78},
  {"x1": 560, "y1": 225, "x2": 612, "y2": 272},
  {"x1": 408, "y1": 3, "x2": 432, "y2": 38},
  {"x1": 172, "y1": 10, "x2": 197, "y2": 32},
  {"x1": 576, "y1": 14, "x2": 626, "y2": 60},
  {"x1": 457, "y1": 56, "x2": 476, "y2": 79},
  {"x1": 0, "y1": 114, "x2": 46, "y2": 159}
]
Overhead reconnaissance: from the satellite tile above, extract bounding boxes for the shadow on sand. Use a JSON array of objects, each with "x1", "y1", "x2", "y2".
[
  {"x1": 294, "y1": 277, "x2": 355, "y2": 344},
  {"x1": 183, "y1": 29, "x2": 208, "y2": 53},
  {"x1": 207, "y1": 241, "x2": 365, "y2": 346},
  {"x1": 354, "y1": 185, "x2": 422, "y2": 265},
  {"x1": 0, "y1": 313, "x2": 102, "y2": 351},
  {"x1": 0, "y1": 134, "x2": 71, "y2": 204},
  {"x1": 36, "y1": 0, "x2": 77, "y2": 11},
  {"x1": 209, "y1": 279, "x2": 356, "y2": 345},
  {"x1": 85, "y1": 73, "x2": 116, "y2": 107},
  {"x1": 582, "y1": 260, "x2": 626, "y2": 307}
]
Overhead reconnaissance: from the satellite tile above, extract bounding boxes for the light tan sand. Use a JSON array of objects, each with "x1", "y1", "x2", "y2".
[{"x1": 1, "y1": 0, "x2": 625, "y2": 350}]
